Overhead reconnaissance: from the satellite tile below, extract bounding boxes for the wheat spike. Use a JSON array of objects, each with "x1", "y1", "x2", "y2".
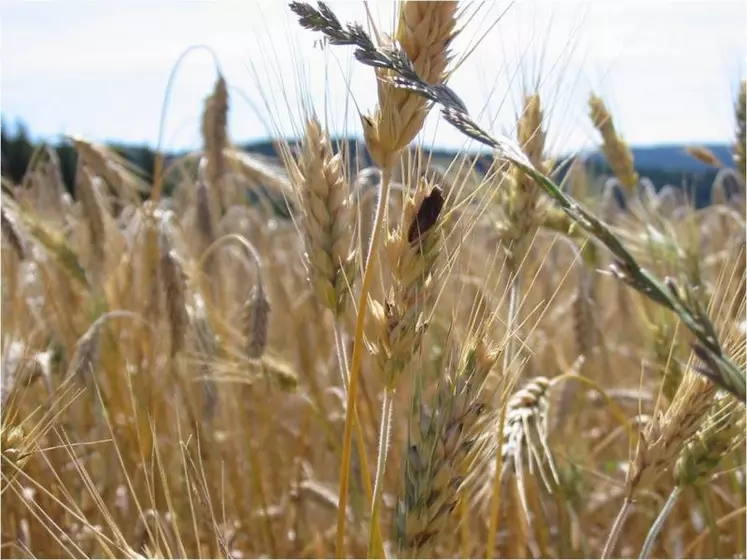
[
  {"x1": 242, "y1": 283, "x2": 271, "y2": 360},
  {"x1": 362, "y1": 1, "x2": 459, "y2": 169},
  {"x1": 66, "y1": 311, "x2": 145, "y2": 394},
  {"x1": 158, "y1": 225, "x2": 189, "y2": 357},
  {"x1": 76, "y1": 165, "x2": 106, "y2": 287},
  {"x1": 369, "y1": 177, "x2": 447, "y2": 390},
  {"x1": 202, "y1": 74, "x2": 230, "y2": 215},
  {"x1": 626, "y1": 370, "x2": 717, "y2": 496},
  {"x1": 572, "y1": 264, "x2": 597, "y2": 361},
  {"x1": 686, "y1": 146, "x2": 724, "y2": 168},
  {"x1": 499, "y1": 376, "x2": 558, "y2": 517},
  {"x1": 71, "y1": 136, "x2": 147, "y2": 205},
  {"x1": 674, "y1": 393, "x2": 745, "y2": 487},
  {"x1": 189, "y1": 295, "x2": 219, "y2": 420},
  {"x1": 396, "y1": 338, "x2": 498, "y2": 557},
  {"x1": 290, "y1": 117, "x2": 357, "y2": 317},
  {"x1": 589, "y1": 94, "x2": 639, "y2": 192},
  {"x1": 499, "y1": 93, "x2": 548, "y2": 268},
  {"x1": 735, "y1": 80, "x2": 746, "y2": 181}
]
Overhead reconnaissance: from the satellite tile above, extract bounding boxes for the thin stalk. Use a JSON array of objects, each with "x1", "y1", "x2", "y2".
[
  {"x1": 336, "y1": 168, "x2": 392, "y2": 558},
  {"x1": 486, "y1": 270, "x2": 521, "y2": 558},
  {"x1": 682, "y1": 506, "x2": 747, "y2": 557},
  {"x1": 696, "y1": 484, "x2": 720, "y2": 557},
  {"x1": 602, "y1": 496, "x2": 633, "y2": 559},
  {"x1": 367, "y1": 390, "x2": 394, "y2": 557},
  {"x1": 638, "y1": 486, "x2": 682, "y2": 559},
  {"x1": 333, "y1": 322, "x2": 382, "y2": 554}
]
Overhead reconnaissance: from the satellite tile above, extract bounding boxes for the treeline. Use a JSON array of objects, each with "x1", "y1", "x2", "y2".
[{"x1": 1, "y1": 119, "x2": 735, "y2": 208}]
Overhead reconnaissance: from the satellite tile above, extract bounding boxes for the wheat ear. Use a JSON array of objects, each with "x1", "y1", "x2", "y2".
[
  {"x1": 497, "y1": 377, "x2": 558, "y2": 521},
  {"x1": 735, "y1": 80, "x2": 746, "y2": 182},
  {"x1": 289, "y1": 117, "x2": 357, "y2": 317},
  {"x1": 638, "y1": 393, "x2": 745, "y2": 558},
  {"x1": 242, "y1": 284, "x2": 271, "y2": 360},
  {"x1": 503, "y1": 93, "x2": 547, "y2": 267},
  {"x1": 281, "y1": 116, "x2": 382, "y2": 551},
  {"x1": 369, "y1": 177, "x2": 447, "y2": 390},
  {"x1": 396, "y1": 338, "x2": 499, "y2": 558},
  {"x1": 71, "y1": 136, "x2": 147, "y2": 204},
  {"x1": 202, "y1": 74, "x2": 229, "y2": 215},
  {"x1": 588, "y1": 94, "x2": 639, "y2": 193},
  {"x1": 602, "y1": 369, "x2": 717, "y2": 558},
  {"x1": 361, "y1": 0, "x2": 459, "y2": 169},
  {"x1": 67, "y1": 311, "x2": 148, "y2": 395},
  {"x1": 76, "y1": 165, "x2": 106, "y2": 288},
  {"x1": 158, "y1": 220, "x2": 189, "y2": 357},
  {"x1": 686, "y1": 146, "x2": 725, "y2": 168},
  {"x1": 195, "y1": 233, "x2": 270, "y2": 361}
]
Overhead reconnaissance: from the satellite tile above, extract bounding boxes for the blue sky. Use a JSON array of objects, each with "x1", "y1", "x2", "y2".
[{"x1": 2, "y1": 1, "x2": 745, "y2": 155}]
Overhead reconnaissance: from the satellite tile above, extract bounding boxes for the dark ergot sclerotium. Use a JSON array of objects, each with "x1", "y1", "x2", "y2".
[{"x1": 408, "y1": 185, "x2": 444, "y2": 247}]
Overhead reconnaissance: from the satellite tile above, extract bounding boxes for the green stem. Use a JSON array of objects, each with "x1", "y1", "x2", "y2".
[{"x1": 639, "y1": 486, "x2": 682, "y2": 559}]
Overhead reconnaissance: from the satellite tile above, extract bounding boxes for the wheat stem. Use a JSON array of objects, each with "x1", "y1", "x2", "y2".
[
  {"x1": 336, "y1": 168, "x2": 392, "y2": 558},
  {"x1": 638, "y1": 486, "x2": 682, "y2": 559},
  {"x1": 486, "y1": 271, "x2": 521, "y2": 558},
  {"x1": 332, "y1": 320, "x2": 379, "y2": 550},
  {"x1": 601, "y1": 496, "x2": 633, "y2": 559},
  {"x1": 367, "y1": 389, "x2": 394, "y2": 558}
]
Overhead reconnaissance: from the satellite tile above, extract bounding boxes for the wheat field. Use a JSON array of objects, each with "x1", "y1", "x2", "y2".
[{"x1": 1, "y1": 2, "x2": 746, "y2": 559}]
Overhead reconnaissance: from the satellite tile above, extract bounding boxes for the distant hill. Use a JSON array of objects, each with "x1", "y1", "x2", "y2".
[
  {"x1": 583, "y1": 143, "x2": 735, "y2": 174},
  {"x1": 1, "y1": 120, "x2": 740, "y2": 209}
]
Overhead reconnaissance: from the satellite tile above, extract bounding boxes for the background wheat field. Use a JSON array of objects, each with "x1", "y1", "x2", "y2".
[{"x1": 1, "y1": 2, "x2": 746, "y2": 559}]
